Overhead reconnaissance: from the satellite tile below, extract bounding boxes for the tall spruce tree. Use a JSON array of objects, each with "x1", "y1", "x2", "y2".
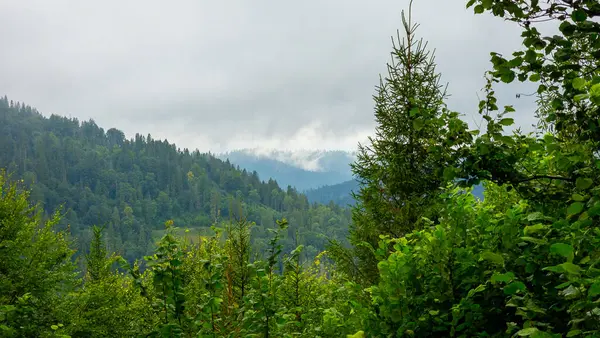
[
  {"x1": 335, "y1": 2, "x2": 472, "y2": 284},
  {"x1": 85, "y1": 225, "x2": 110, "y2": 282}
]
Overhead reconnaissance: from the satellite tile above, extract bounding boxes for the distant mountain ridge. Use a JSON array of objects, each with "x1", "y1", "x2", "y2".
[
  {"x1": 224, "y1": 148, "x2": 356, "y2": 172},
  {"x1": 219, "y1": 149, "x2": 356, "y2": 191}
]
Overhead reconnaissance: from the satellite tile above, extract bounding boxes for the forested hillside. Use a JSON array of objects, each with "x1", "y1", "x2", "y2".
[
  {"x1": 0, "y1": 98, "x2": 351, "y2": 261},
  {"x1": 304, "y1": 179, "x2": 359, "y2": 206},
  {"x1": 2, "y1": 0, "x2": 600, "y2": 337}
]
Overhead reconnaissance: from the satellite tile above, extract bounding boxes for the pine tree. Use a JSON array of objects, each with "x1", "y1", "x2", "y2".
[
  {"x1": 335, "y1": 1, "x2": 471, "y2": 284},
  {"x1": 85, "y1": 225, "x2": 109, "y2": 281}
]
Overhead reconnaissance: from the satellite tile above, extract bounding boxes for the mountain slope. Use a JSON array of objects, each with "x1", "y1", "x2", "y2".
[
  {"x1": 304, "y1": 179, "x2": 359, "y2": 207},
  {"x1": 0, "y1": 97, "x2": 351, "y2": 261}
]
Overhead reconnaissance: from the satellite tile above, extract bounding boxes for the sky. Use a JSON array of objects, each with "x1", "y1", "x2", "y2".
[{"x1": 0, "y1": 0, "x2": 540, "y2": 154}]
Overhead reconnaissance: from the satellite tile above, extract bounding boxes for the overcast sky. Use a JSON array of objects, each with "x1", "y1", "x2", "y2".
[{"x1": 0, "y1": 0, "x2": 539, "y2": 153}]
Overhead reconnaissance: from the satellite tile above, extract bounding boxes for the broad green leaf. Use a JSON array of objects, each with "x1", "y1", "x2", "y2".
[
  {"x1": 526, "y1": 212, "x2": 544, "y2": 221},
  {"x1": 499, "y1": 118, "x2": 515, "y2": 126},
  {"x1": 572, "y1": 9, "x2": 587, "y2": 22},
  {"x1": 481, "y1": 0, "x2": 493, "y2": 9},
  {"x1": 567, "y1": 202, "x2": 584, "y2": 216},
  {"x1": 591, "y1": 83, "x2": 600, "y2": 96},
  {"x1": 560, "y1": 21, "x2": 576, "y2": 35},
  {"x1": 591, "y1": 84, "x2": 600, "y2": 104},
  {"x1": 529, "y1": 73, "x2": 541, "y2": 82},
  {"x1": 560, "y1": 262, "x2": 582, "y2": 275},
  {"x1": 413, "y1": 119, "x2": 424, "y2": 131},
  {"x1": 347, "y1": 331, "x2": 365, "y2": 338},
  {"x1": 520, "y1": 236, "x2": 547, "y2": 245},
  {"x1": 555, "y1": 281, "x2": 572, "y2": 289},
  {"x1": 543, "y1": 265, "x2": 565, "y2": 273},
  {"x1": 588, "y1": 282, "x2": 600, "y2": 298},
  {"x1": 481, "y1": 251, "x2": 504, "y2": 266},
  {"x1": 468, "y1": 284, "x2": 486, "y2": 296},
  {"x1": 551, "y1": 98, "x2": 564, "y2": 109},
  {"x1": 500, "y1": 135, "x2": 514, "y2": 145},
  {"x1": 524, "y1": 224, "x2": 545, "y2": 235},
  {"x1": 571, "y1": 193, "x2": 585, "y2": 201},
  {"x1": 491, "y1": 272, "x2": 515, "y2": 283},
  {"x1": 575, "y1": 177, "x2": 593, "y2": 190},
  {"x1": 516, "y1": 327, "x2": 539, "y2": 336},
  {"x1": 501, "y1": 71, "x2": 516, "y2": 83},
  {"x1": 567, "y1": 330, "x2": 582, "y2": 337},
  {"x1": 561, "y1": 284, "x2": 580, "y2": 298},
  {"x1": 589, "y1": 201, "x2": 600, "y2": 217},
  {"x1": 572, "y1": 78, "x2": 586, "y2": 90},
  {"x1": 443, "y1": 166, "x2": 456, "y2": 181},
  {"x1": 504, "y1": 281, "x2": 526, "y2": 295},
  {"x1": 537, "y1": 84, "x2": 547, "y2": 94},
  {"x1": 549, "y1": 243, "x2": 574, "y2": 258}
]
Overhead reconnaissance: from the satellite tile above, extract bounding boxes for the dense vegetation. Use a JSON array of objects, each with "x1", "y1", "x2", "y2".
[{"x1": 2, "y1": 0, "x2": 600, "y2": 336}]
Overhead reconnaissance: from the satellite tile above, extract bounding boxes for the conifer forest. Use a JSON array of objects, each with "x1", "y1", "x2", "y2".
[{"x1": 2, "y1": 0, "x2": 600, "y2": 336}]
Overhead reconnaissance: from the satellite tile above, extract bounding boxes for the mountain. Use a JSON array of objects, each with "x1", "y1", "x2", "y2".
[
  {"x1": 219, "y1": 149, "x2": 356, "y2": 191},
  {"x1": 223, "y1": 148, "x2": 356, "y2": 172},
  {"x1": 305, "y1": 179, "x2": 359, "y2": 207},
  {"x1": 0, "y1": 97, "x2": 351, "y2": 262}
]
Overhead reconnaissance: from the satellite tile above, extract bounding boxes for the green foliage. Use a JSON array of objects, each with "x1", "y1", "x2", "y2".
[
  {"x1": 145, "y1": 220, "x2": 189, "y2": 337},
  {"x1": 225, "y1": 215, "x2": 252, "y2": 305},
  {"x1": 360, "y1": 180, "x2": 600, "y2": 336},
  {"x1": 59, "y1": 268, "x2": 155, "y2": 337},
  {"x1": 195, "y1": 228, "x2": 227, "y2": 337},
  {"x1": 0, "y1": 170, "x2": 77, "y2": 337},
  {"x1": 84, "y1": 225, "x2": 118, "y2": 281}
]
